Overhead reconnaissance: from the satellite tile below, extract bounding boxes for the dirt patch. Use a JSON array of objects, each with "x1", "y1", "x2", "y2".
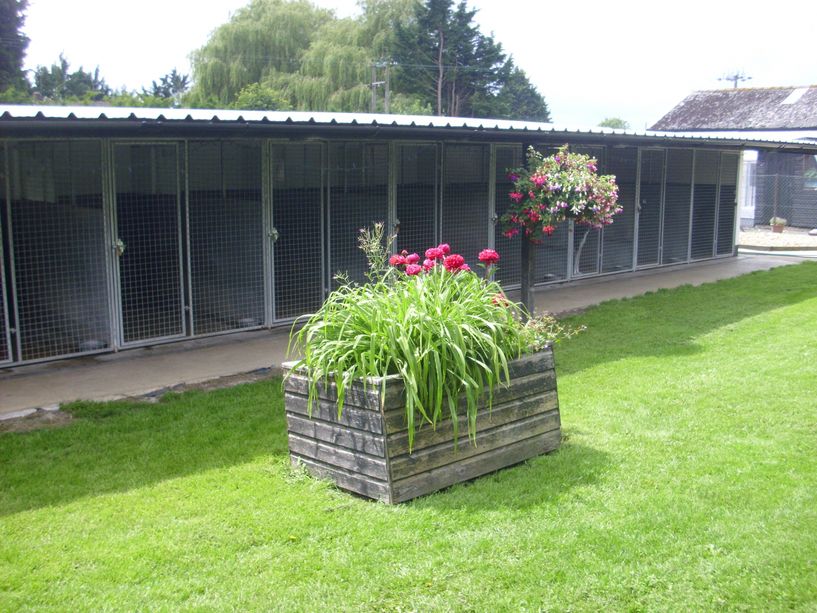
[{"x1": 0, "y1": 409, "x2": 74, "y2": 434}]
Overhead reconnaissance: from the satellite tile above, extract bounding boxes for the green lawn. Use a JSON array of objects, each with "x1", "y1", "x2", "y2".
[{"x1": 2, "y1": 262, "x2": 816, "y2": 611}]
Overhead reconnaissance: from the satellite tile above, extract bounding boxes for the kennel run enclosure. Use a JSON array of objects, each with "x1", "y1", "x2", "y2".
[{"x1": 1, "y1": 106, "x2": 814, "y2": 366}]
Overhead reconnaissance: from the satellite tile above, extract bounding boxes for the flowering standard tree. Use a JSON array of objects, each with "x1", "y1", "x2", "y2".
[{"x1": 501, "y1": 145, "x2": 621, "y2": 316}]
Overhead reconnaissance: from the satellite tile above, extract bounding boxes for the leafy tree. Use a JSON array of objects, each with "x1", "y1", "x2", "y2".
[
  {"x1": 188, "y1": 0, "x2": 547, "y2": 119},
  {"x1": 106, "y1": 89, "x2": 173, "y2": 108},
  {"x1": 190, "y1": 0, "x2": 331, "y2": 105},
  {"x1": 599, "y1": 117, "x2": 630, "y2": 129},
  {"x1": 144, "y1": 69, "x2": 189, "y2": 105},
  {"x1": 32, "y1": 54, "x2": 110, "y2": 101},
  {"x1": 0, "y1": 0, "x2": 29, "y2": 90},
  {"x1": 472, "y1": 65, "x2": 550, "y2": 122},
  {"x1": 233, "y1": 82, "x2": 292, "y2": 110},
  {"x1": 393, "y1": 0, "x2": 508, "y2": 116}
]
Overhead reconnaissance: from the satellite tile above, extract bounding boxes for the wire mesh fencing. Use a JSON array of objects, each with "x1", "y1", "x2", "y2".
[
  {"x1": 188, "y1": 141, "x2": 265, "y2": 334},
  {"x1": 8, "y1": 141, "x2": 111, "y2": 361},
  {"x1": 752, "y1": 174, "x2": 817, "y2": 229}
]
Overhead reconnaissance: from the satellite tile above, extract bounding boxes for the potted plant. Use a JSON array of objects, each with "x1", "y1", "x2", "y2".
[
  {"x1": 501, "y1": 145, "x2": 620, "y2": 316},
  {"x1": 282, "y1": 225, "x2": 577, "y2": 503},
  {"x1": 770, "y1": 216, "x2": 787, "y2": 233}
]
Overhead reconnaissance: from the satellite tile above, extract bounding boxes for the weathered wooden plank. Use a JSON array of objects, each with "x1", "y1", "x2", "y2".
[
  {"x1": 382, "y1": 371, "x2": 555, "y2": 433},
  {"x1": 387, "y1": 391, "x2": 558, "y2": 456},
  {"x1": 284, "y1": 372, "x2": 404, "y2": 411},
  {"x1": 291, "y1": 455, "x2": 391, "y2": 503},
  {"x1": 287, "y1": 433, "x2": 389, "y2": 480},
  {"x1": 391, "y1": 429, "x2": 562, "y2": 503},
  {"x1": 503, "y1": 349, "x2": 553, "y2": 378},
  {"x1": 285, "y1": 393, "x2": 386, "y2": 434},
  {"x1": 286, "y1": 414, "x2": 387, "y2": 457},
  {"x1": 389, "y1": 411, "x2": 561, "y2": 481}
]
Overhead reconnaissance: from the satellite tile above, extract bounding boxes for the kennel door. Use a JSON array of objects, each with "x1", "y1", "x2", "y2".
[
  {"x1": 113, "y1": 143, "x2": 186, "y2": 344},
  {"x1": 270, "y1": 143, "x2": 325, "y2": 321},
  {"x1": 636, "y1": 149, "x2": 666, "y2": 268}
]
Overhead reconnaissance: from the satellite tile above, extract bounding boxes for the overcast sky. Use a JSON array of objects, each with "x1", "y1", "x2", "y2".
[{"x1": 21, "y1": 0, "x2": 816, "y2": 129}]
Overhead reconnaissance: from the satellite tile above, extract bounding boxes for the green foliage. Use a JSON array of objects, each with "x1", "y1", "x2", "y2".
[
  {"x1": 105, "y1": 90, "x2": 173, "y2": 108},
  {"x1": 484, "y1": 65, "x2": 551, "y2": 122},
  {"x1": 598, "y1": 117, "x2": 630, "y2": 129},
  {"x1": 143, "y1": 68, "x2": 190, "y2": 104},
  {"x1": 393, "y1": 0, "x2": 511, "y2": 116},
  {"x1": 290, "y1": 243, "x2": 527, "y2": 451},
  {"x1": 190, "y1": 0, "x2": 332, "y2": 105},
  {"x1": 233, "y1": 82, "x2": 292, "y2": 110},
  {"x1": 32, "y1": 53, "x2": 110, "y2": 101},
  {"x1": 521, "y1": 313, "x2": 585, "y2": 352},
  {"x1": 0, "y1": 0, "x2": 29, "y2": 90},
  {"x1": 0, "y1": 84, "x2": 31, "y2": 103},
  {"x1": 355, "y1": 222, "x2": 396, "y2": 283},
  {"x1": 189, "y1": 0, "x2": 548, "y2": 119}
]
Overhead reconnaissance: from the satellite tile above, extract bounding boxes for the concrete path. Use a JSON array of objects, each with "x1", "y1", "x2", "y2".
[{"x1": 0, "y1": 252, "x2": 810, "y2": 418}]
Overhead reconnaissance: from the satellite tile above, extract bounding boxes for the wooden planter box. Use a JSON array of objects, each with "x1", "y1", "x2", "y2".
[{"x1": 282, "y1": 348, "x2": 560, "y2": 503}]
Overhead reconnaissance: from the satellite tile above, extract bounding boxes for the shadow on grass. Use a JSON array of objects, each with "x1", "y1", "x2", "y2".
[
  {"x1": 414, "y1": 437, "x2": 611, "y2": 512},
  {"x1": 0, "y1": 379, "x2": 289, "y2": 517},
  {"x1": 553, "y1": 262, "x2": 817, "y2": 376}
]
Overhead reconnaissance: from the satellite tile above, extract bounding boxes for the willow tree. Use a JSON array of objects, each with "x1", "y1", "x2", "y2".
[
  {"x1": 267, "y1": 18, "x2": 373, "y2": 112},
  {"x1": 189, "y1": 0, "x2": 331, "y2": 106}
]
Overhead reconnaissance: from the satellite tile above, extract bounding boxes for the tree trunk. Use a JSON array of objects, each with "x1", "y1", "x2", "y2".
[
  {"x1": 573, "y1": 227, "x2": 591, "y2": 276},
  {"x1": 520, "y1": 238, "x2": 535, "y2": 321}
]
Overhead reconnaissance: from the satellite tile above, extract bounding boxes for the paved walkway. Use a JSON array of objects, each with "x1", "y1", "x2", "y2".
[{"x1": 0, "y1": 252, "x2": 811, "y2": 418}]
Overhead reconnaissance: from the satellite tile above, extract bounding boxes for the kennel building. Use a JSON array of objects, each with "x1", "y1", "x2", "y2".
[{"x1": 1, "y1": 105, "x2": 815, "y2": 367}]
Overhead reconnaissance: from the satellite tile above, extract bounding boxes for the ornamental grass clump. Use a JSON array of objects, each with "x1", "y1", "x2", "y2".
[{"x1": 289, "y1": 232, "x2": 527, "y2": 451}]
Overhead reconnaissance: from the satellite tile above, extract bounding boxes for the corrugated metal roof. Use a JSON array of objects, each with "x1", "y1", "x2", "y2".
[
  {"x1": 2, "y1": 104, "x2": 817, "y2": 149},
  {"x1": 651, "y1": 86, "x2": 817, "y2": 130}
]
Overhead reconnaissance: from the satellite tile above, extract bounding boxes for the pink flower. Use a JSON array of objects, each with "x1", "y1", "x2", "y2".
[
  {"x1": 443, "y1": 254, "x2": 465, "y2": 272},
  {"x1": 389, "y1": 254, "x2": 406, "y2": 266},
  {"x1": 478, "y1": 249, "x2": 500, "y2": 265},
  {"x1": 405, "y1": 253, "x2": 420, "y2": 265},
  {"x1": 437, "y1": 243, "x2": 451, "y2": 255},
  {"x1": 460, "y1": 263, "x2": 471, "y2": 272},
  {"x1": 503, "y1": 228, "x2": 519, "y2": 238},
  {"x1": 543, "y1": 225, "x2": 555, "y2": 236},
  {"x1": 425, "y1": 247, "x2": 444, "y2": 261},
  {"x1": 422, "y1": 258, "x2": 435, "y2": 271},
  {"x1": 405, "y1": 264, "x2": 422, "y2": 276},
  {"x1": 509, "y1": 191, "x2": 524, "y2": 203},
  {"x1": 532, "y1": 175, "x2": 546, "y2": 187}
]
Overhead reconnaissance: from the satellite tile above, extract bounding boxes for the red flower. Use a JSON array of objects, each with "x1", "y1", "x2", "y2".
[
  {"x1": 478, "y1": 249, "x2": 500, "y2": 265},
  {"x1": 405, "y1": 253, "x2": 420, "y2": 265},
  {"x1": 405, "y1": 264, "x2": 422, "y2": 276},
  {"x1": 425, "y1": 247, "x2": 444, "y2": 261},
  {"x1": 443, "y1": 254, "x2": 465, "y2": 272},
  {"x1": 389, "y1": 254, "x2": 406, "y2": 266},
  {"x1": 543, "y1": 225, "x2": 555, "y2": 236},
  {"x1": 509, "y1": 191, "x2": 524, "y2": 203},
  {"x1": 438, "y1": 243, "x2": 451, "y2": 255}
]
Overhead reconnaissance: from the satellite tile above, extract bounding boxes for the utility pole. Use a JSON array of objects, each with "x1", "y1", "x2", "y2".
[
  {"x1": 370, "y1": 62, "x2": 391, "y2": 113},
  {"x1": 718, "y1": 70, "x2": 752, "y2": 89}
]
